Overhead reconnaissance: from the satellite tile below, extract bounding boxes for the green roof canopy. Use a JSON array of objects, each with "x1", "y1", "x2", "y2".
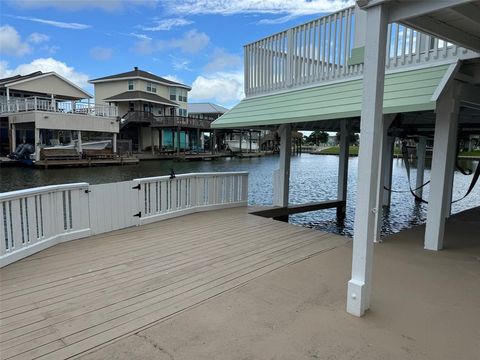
[{"x1": 212, "y1": 64, "x2": 452, "y2": 129}]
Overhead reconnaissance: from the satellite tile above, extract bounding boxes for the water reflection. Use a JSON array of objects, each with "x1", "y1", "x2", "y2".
[{"x1": 1, "y1": 154, "x2": 478, "y2": 237}]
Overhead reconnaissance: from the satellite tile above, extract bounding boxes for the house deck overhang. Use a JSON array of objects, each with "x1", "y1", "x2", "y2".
[{"x1": 212, "y1": 63, "x2": 457, "y2": 129}]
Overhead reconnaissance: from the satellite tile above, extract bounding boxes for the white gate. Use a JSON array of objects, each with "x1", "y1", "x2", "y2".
[{"x1": 88, "y1": 181, "x2": 140, "y2": 235}]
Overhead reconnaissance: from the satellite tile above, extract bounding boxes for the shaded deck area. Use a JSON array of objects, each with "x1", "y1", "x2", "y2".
[
  {"x1": 1, "y1": 207, "x2": 479, "y2": 359},
  {"x1": 0, "y1": 207, "x2": 348, "y2": 359}
]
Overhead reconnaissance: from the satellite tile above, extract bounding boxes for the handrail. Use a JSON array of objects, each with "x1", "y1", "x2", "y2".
[
  {"x1": 135, "y1": 171, "x2": 249, "y2": 183},
  {"x1": 243, "y1": 5, "x2": 475, "y2": 97},
  {"x1": 0, "y1": 182, "x2": 89, "y2": 201}
]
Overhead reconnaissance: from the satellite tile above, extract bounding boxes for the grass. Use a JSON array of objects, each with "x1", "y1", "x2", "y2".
[
  {"x1": 316, "y1": 146, "x2": 359, "y2": 155},
  {"x1": 459, "y1": 150, "x2": 480, "y2": 157}
]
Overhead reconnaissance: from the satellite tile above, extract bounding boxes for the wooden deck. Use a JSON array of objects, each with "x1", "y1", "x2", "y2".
[{"x1": 0, "y1": 207, "x2": 349, "y2": 359}]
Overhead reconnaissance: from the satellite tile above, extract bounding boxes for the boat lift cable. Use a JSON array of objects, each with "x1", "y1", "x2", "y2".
[{"x1": 384, "y1": 142, "x2": 480, "y2": 204}]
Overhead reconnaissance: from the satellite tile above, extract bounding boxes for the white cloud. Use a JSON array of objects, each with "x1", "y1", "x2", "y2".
[
  {"x1": 140, "y1": 18, "x2": 193, "y2": 31},
  {"x1": 160, "y1": 29, "x2": 209, "y2": 53},
  {"x1": 12, "y1": 15, "x2": 91, "y2": 29},
  {"x1": 0, "y1": 58, "x2": 90, "y2": 88},
  {"x1": 189, "y1": 71, "x2": 244, "y2": 106},
  {"x1": 164, "y1": 0, "x2": 354, "y2": 17},
  {"x1": 132, "y1": 29, "x2": 209, "y2": 55},
  {"x1": 129, "y1": 32, "x2": 152, "y2": 40},
  {"x1": 162, "y1": 74, "x2": 184, "y2": 84},
  {"x1": 0, "y1": 25, "x2": 31, "y2": 57},
  {"x1": 89, "y1": 46, "x2": 113, "y2": 60},
  {"x1": 169, "y1": 55, "x2": 191, "y2": 71},
  {"x1": 7, "y1": 0, "x2": 157, "y2": 11},
  {"x1": 41, "y1": 45, "x2": 60, "y2": 55},
  {"x1": 27, "y1": 32, "x2": 50, "y2": 44},
  {"x1": 204, "y1": 49, "x2": 242, "y2": 73}
]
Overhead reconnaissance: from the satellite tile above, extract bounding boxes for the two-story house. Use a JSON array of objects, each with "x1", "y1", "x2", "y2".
[
  {"x1": 0, "y1": 71, "x2": 119, "y2": 161},
  {"x1": 90, "y1": 68, "x2": 209, "y2": 154}
]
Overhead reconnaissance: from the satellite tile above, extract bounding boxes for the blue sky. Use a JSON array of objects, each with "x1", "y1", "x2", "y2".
[{"x1": 0, "y1": 0, "x2": 352, "y2": 108}]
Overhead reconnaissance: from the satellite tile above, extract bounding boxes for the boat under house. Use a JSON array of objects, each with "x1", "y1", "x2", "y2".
[{"x1": 212, "y1": 0, "x2": 480, "y2": 316}]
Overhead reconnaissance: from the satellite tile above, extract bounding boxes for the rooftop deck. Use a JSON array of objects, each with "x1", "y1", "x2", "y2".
[
  {"x1": 244, "y1": 5, "x2": 478, "y2": 98},
  {"x1": 1, "y1": 206, "x2": 479, "y2": 359}
]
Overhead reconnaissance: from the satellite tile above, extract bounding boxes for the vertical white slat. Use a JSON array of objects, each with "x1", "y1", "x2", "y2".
[
  {"x1": 315, "y1": 19, "x2": 321, "y2": 80},
  {"x1": 242, "y1": 174, "x2": 249, "y2": 202},
  {"x1": 401, "y1": 25, "x2": 407, "y2": 65},
  {"x1": 331, "y1": 14, "x2": 338, "y2": 79},
  {"x1": 306, "y1": 22, "x2": 312, "y2": 83},
  {"x1": 425, "y1": 34, "x2": 431, "y2": 61},
  {"x1": 344, "y1": 8, "x2": 351, "y2": 76},
  {"x1": 434, "y1": 37, "x2": 440, "y2": 59},
  {"x1": 321, "y1": 17, "x2": 326, "y2": 79},
  {"x1": 394, "y1": 23, "x2": 399, "y2": 67},
  {"x1": 11, "y1": 199, "x2": 23, "y2": 250},
  {"x1": 442, "y1": 38, "x2": 448, "y2": 58},
  {"x1": 244, "y1": 45, "x2": 249, "y2": 96},
  {"x1": 0, "y1": 202, "x2": 6, "y2": 256},
  {"x1": 386, "y1": 23, "x2": 392, "y2": 69},
  {"x1": 408, "y1": 28, "x2": 414, "y2": 63},
  {"x1": 23, "y1": 196, "x2": 37, "y2": 244},
  {"x1": 415, "y1": 30, "x2": 421, "y2": 63},
  {"x1": 209, "y1": 176, "x2": 216, "y2": 205},
  {"x1": 301, "y1": 24, "x2": 307, "y2": 84},
  {"x1": 335, "y1": 11, "x2": 345, "y2": 77}
]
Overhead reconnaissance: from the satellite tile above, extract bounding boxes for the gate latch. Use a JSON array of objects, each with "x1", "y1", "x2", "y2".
[
  {"x1": 132, "y1": 184, "x2": 141, "y2": 190},
  {"x1": 133, "y1": 211, "x2": 142, "y2": 218}
]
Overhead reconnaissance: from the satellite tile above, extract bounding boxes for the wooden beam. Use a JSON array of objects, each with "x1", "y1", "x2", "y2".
[{"x1": 251, "y1": 200, "x2": 346, "y2": 219}]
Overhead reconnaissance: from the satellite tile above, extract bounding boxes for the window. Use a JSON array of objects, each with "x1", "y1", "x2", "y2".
[
  {"x1": 128, "y1": 80, "x2": 134, "y2": 90},
  {"x1": 146, "y1": 82, "x2": 157, "y2": 93},
  {"x1": 178, "y1": 108, "x2": 187, "y2": 117},
  {"x1": 169, "y1": 87, "x2": 176, "y2": 101}
]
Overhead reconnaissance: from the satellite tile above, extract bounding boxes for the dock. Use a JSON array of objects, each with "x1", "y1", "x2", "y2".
[
  {"x1": 1, "y1": 206, "x2": 479, "y2": 359},
  {"x1": 34, "y1": 157, "x2": 139, "y2": 168}
]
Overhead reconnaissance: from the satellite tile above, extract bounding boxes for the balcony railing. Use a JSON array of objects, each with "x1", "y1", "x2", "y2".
[
  {"x1": 121, "y1": 111, "x2": 212, "y2": 130},
  {"x1": 0, "y1": 97, "x2": 118, "y2": 118},
  {"x1": 244, "y1": 5, "x2": 475, "y2": 97}
]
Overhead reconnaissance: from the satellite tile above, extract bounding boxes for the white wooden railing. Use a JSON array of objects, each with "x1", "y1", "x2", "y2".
[
  {"x1": 0, "y1": 96, "x2": 118, "y2": 117},
  {"x1": 0, "y1": 172, "x2": 248, "y2": 267},
  {"x1": 244, "y1": 6, "x2": 475, "y2": 97},
  {"x1": 137, "y1": 172, "x2": 249, "y2": 224}
]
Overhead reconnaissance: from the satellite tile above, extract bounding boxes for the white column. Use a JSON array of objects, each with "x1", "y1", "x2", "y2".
[
  {"x1": 113, "y1": 133, "x2": 117, "y2": 154},
  {"x1": 337, "y1": 120, "x2": 350, "y2": 217},
  {"x1": 347, "y1": 3, "x2": 388, "y2": 317},
  {"x1": 443, "y1": 124, "x2": 458, "y2": 218},
  {"x1": 6, "y1": 88, "x2": 10, "y2": 112},
  {"x1": 374, "y1": 115, "x2": 395, "y2": 243},
  {"x1": 151, "y1": 129, "x2": 155, "y2": 155},
  {"x1": 77, "y1": 131, "x2": 82, "y2": 153},
  {"x1": 273, "y1": 124, "x2": 292, "y2": 207},
  {"x1": 10, "y1": 123, "x2": 16, "y2": 152},
  {"x1": 34, "y1": 128, "x2": 40, "y2": 161},
  {"x1": 424, "y1": 85, "x2": 459, "y2": 251},
  {"x1": 382, "y1": 136, "x2": 395, "y2": 206},
  {"x1": 415, "y1": 136, "x2": 427, "y2": 199},
  {"x1": 51, "y1": 94, "x2": 56, "y2": 111}
]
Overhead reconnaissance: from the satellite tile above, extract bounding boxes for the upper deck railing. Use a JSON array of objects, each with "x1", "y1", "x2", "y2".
[
  {"x1": 244, "y1": 6, "x2": 476, "y2": 97},
  {"x1": 0, "y1": 96, "x2": 118, "y2": 118}
]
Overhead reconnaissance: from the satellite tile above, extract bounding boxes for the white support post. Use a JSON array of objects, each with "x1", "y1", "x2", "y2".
[
  {"x1": 51, "y1": 94, "x2": 56, "y2": 111},
  {"x1": 113, "y1": 133, "x2": 117, "y2": 154},
  {"x1": 443, "y1": 124, "x2": 458, "y2": 218},
  {"x1": 6, "y1": 88, "x2": 10, "y2": 112},
  {"x1": 34, "y1": 128, "x2": 40, "y2": 161},
  {"x1": 415, "y1": 136, "x2": 427, "y2": 199},
  {"x1": 11, "y1": 123, "x2": 16, "y2": 152},
  {"x1": 273, "y1": 124, "x2": 292, "y2": 207},
  {"x1": 151, "y1": 129, "x2": 155, "y2": 155},
  {"x1": 347, "y1": 3, "x2": 388, "y2": 317},
  {"x1": 424, "y1": 84, "x2": 459, "y2": 251},
  {"x1": 77, "y1": 131, "x2": 82, "y2": 153},
  {"x1": 374, "y1": 115, "x2": 396, "y2": 243},
  {"x1": 382, "y1": 136, "x2": 395, "y2": 206},
  {"x1": 337, "y1": 120, "x2": 350, "y2": 217}
]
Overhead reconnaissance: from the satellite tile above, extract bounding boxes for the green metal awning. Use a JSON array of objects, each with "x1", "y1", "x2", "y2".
[{"x1": 211, "y1": 64, "x2": 453, "y2": 129}]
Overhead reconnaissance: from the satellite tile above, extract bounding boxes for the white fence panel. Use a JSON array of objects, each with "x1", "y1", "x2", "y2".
[
  {"x1": 135, "y1": 172, "x2": 249, "y2": 225},
  {"x1": 0, "y1": 183, "x2": 91, "y2": 267},
  {"x1": 1, "y1": 172, "x2": 248, "y2": 267},
  {"x1": 88, "y1": 181, "x2": 140, "y2": 235}
]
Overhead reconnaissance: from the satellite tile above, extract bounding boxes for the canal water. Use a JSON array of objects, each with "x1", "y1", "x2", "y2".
[{"x1": 1, "y1": 154, "x2": 478, "y2": 236}]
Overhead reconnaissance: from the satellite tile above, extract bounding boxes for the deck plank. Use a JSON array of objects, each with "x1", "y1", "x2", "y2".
[{"x1": 0, "y1": 207, "x2": 349, "y2": 360}]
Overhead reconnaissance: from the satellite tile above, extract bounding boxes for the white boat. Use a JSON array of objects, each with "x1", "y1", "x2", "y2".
[
  {"x1": 44, "y1": 140, "x2": 111, "y2": 151},
  {"x1": 225, "y1": 140, "x2": 259, "y2": 152}
]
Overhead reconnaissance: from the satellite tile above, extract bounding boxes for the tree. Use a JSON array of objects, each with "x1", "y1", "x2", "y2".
[
  {"x1": 308, "y1": 130, "x2": 329, "y2": 145},
  {"x1": 336, "y1": 131, "x2": 359, "y2": 146}
]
